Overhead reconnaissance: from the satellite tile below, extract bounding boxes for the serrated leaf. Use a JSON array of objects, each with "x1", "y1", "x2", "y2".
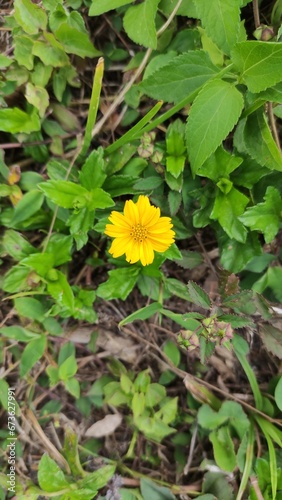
[
  {"x1": 47, "y1": 270, "x2": 75, "y2": 311},
  {"x1": 38, "y1": 180, "x2": 89, "y2": 208},
  {"x1": 259, "y1": 323, "x2": 282, "y2": 359},
  {"x1": 89, "y1": 0, "x2": 133, "y2": 15},
  {"x1": 187, "y1": 281, "x2": 211, "y2": 309},
  {"x1": 123, "y1": 0, "x2": 160, "y2": 49},
  {"x1": 243, "y1": 110, "x2": 282, "y2": 171},
  {"x1": 3, "y1": 229, "x2": 36, "y2": 260},
  {"x1": 211, "y1": 188, "x2": 248, "y2": 243},
  {"x1": 218, "y1": 314, "x2": 253, "y2": 329},
  {"x1": 80, "y1": 149, "x2": 106, "y2": 189},
  {"x1": 174, "y1": 250, "x2": 203, "y2": 269},
  {"x1": 240, "y1": 186, "x2": 282, "y2": 243},
  {"x1": 186, "y1": 79, "x2": 244, "y2": 174},
  {"x1": 219, "y1": 232, "x2": 262, "y2": 273},
  {"x1": 194, "y1": 0, "x2": 241, "y2": 55},
  {"x1": 232, "y1": 41, "x2": 282, "y2": 93},
  {"x1": 25, "y1": 83, "x2": 49, "y2": 118},
  {"x1": 20, "y1": 335, "x2": 47, "y2": 377},
  {"x1": 140, "y1": 50, "x2": 219, "y2": 103}
]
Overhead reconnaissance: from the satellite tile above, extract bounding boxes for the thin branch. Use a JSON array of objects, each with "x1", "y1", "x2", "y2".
[
  {"x1": 252, "y1": 0, "x2": 260, "y2": 29},
  {"x1": 268, "y1": 102, "x2": 281, "y2": 152}
]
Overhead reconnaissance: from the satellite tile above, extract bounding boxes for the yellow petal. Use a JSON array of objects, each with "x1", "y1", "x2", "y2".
[
  {"x1": 140, "y1": 239, "x2": 154, "y2": 266},
  {"x1": 124, "y1": 199, "x2": 139, "y2": 225},
  {"x1": 109, "y1": 211, "x2": 131, "y2": 229},
  {"x1": 105, "y1": 224, "x2": 130, "y2": 238},
  {"x1": 126, "y1": 239, "x2": 140, "y2": 264}
]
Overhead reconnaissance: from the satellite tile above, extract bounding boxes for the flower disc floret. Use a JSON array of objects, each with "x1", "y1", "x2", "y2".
[{"x1": 104, "y1": 195, "x2": 175, "y2": 266}]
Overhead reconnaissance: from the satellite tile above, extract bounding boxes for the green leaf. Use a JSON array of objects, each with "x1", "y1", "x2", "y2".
[
  {"x1": 89, "y1": 0, "x2": 134, "y2": 15},
  {"x1": 3, "y1": 229, "x2": 36, "y2": 260},
  {"x1": 194, "y1": 0, "x2": 241, "y2": 55},
  {"x1": 20, "y1": 335, "x2": 47, "y2": 377},
  {"x1": 59, "y1": 355, "x2": 78, "y2": 380},
  {"x1": 210, "y1": 426, "x2": 237, "y2": 472},
  {"x1": 119, "y1": 302, "x2": 162, "y2": 326},
  {"x1": 0, "y1": 108, "x2": 40, "y2": 134},
  {"x1": 54, "y1": 24, "x2": 101, "y2": 58},
  {"x1": 145, "y1": 383, "x2": 166, "y2": 408},
  {"x1": 38, "y1": 180, "x2": 89, "y2": 208},
  {"x1": 174, "y1": 250, "x2": 203, "y2": 269},
  {"x1": 0, "y1": 326, "x2": 39, "y2": 342},
  {"x1": 47, "y1": 270, "x2": 75, "y2": 311},
  {"x1": 163, "y1": 340, "x2": 180, "y2": 367},
  {"x1": 2, "y1": 265, "x2": 35, "y2": 293},
  {"x1": 76, "y1": 465, "x2": 116, "y2": 492},
  {"x1": 21, "y1": 253, "x2": 54, "y2": 276},
  {"x1": 14, "y1": 35, "x2": 34, "y2": 70},
  {"x1": 80, "y1": 149, "x2": 106, "y2": 189},
  {"x1": 140, "y1": 50, "x2": 219, "y2": 103},
  {"x1": 211, "y1": 188, "x2": 249, "y2": 242},
  {"x1": 219, "y1": 232, "x2": 262, "y2": 273},
  {"x1": 140, "y1": 478, "x2": 177, "y2": 500},
  {"x1": 97, "y1": 267, "x2": 140, "y2": 300},
  {"x1": 68, "y1": 208, "x2": 95, "y2": 250},
  {"x1": 132, "y1": 392, "x2": 145, "y2": 418},
  {"x1": 243, "y1": 111, "x2": 282, "y2": 171},
  {"x1": 65, "y1": 377, "x2": 80, "y2": 398},
  {"x1": 198, "y1": 146, "x2": 243, "y2": 180},
  {"x1": 14, "y1": 298, "x2": 45, "y2": 322},
  {"x1": 198, "y1": 405, "x2": 228, "y2": 430},
  {"x1": 32, "y1": 33, "x2": 69, "y2": 67},
  {"x1": 11, "y1": 190, "x2": 44, "y2": 225},
  {"x1": 274, "y1": 377, "x2": 282, "y2": 411},
  {"x1": 187, "y1": 281, "x2": 211, "y2": 309},
  {"x1": 240, "y1": 187, "x2": 282, "y2": 243},
  {"x1": 44, "y1": 234, "x2": 73, "y2": 266},
  {"x1": 87, "y1": 188, "x2": 114, "y2": 210},
  {"x1": 186, "y1": 79, "x2": 244, "y2": 174},
  {"x1": 232, "y1": 41, "x2": 282, "y2": 93},
  {"x1": 123, "y1": 0, "x2": 160, "y2": 49},
  {"x1": 14, "y1": 0, "x2": 47, "y2": 34},
  {"x1": 38, "y1": 454, "x2": 69, "y2": 492},
  {"x1": 0, "y1": 54, "x2": 13, "y2": 68},
  {"x1": 254, "y1": 267, "x2": 282, "y2": 302},
  {"x1": 25, "y1": 83, "x2": 49, "y2": 118}
]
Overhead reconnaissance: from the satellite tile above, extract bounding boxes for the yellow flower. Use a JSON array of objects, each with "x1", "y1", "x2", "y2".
[{"x1": 105, "y1": 195, "x2": 175, "y2": 266}]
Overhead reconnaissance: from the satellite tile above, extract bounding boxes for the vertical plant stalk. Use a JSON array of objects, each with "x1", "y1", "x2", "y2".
[
  {"x1": 268, "y1": 102, "x2": 281, "y2": 151},
  {"x1": 236, "y1": 424, "x2": 254, "y2": 500},
  {"x1": 233, "y1": 345, "x2": 263, "y2": 411},
  {"x1": 252, "y1": 0, "x2": 260, "y2": 28},
  {"x1": 78, "y1": 57, "x2": 104, "y2": 163}
]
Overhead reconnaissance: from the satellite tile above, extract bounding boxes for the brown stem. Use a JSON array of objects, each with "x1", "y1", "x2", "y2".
[{"x1": 268, "y1": 102, "x2": 281, "y2": 151}]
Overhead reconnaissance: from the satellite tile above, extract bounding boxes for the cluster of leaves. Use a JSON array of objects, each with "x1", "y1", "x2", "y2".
[{"x1": 1, "y1": 0, "x2": 282, "y2": 499}]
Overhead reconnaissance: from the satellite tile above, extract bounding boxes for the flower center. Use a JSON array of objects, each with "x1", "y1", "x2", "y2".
[{"x1": 130, "y1": 223, "x2": 148, "y2": 242}]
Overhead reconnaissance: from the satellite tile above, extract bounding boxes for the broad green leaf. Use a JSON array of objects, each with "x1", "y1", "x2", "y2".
[
  {"x1": 97, "y1": 267, "x2": 140, "y2": 300},
  {"x1": 0, "y1": 108, "x2": 40, "y2": 134},
  {"x1": 194, "y1": 0, "x2": 241, "y2": 55},
  {"x1": 38, "y1": 454, "x2": 69, "y2": 492},
  {"x1": 32, "y1": 34, "x2": 69, "y2": 67},
  {"x1": 119, "y1": 302, "x2": 162, "y2": 326},
  {"x1": 25, "y1": 83, "x2": 49, "y2": 118},
  {"x1": 274, "y1": 377, "x2": 282, "y2": 411},
  {"x1": 187, "y1": 281, "x2": 211, "y2": 309},
  {"x1": 54, "y1": 24, "x2": 101, "y2": 58},
  {"x1": 145, "y1": 383, "x2": 166, "y2": 408},
  {"x1": 232, "y1": 41, "x2": 282, "y2": 92},
  {"x1": 2, "y1": 265, "x2": 35, "y2": 293},
  {"x1": 105, "y1": 174, "x2": 140, "y2": 196},
  {"x1": 20, "y1": 335, "x2": 47, "y2": 377},
  {"x1": 210, "y1": 426, "x2": 236, "y2": 472},
  {"x1": 156, "y1": 396, "x2": 178, "y2": 424},
  {"x1": 174, "y1": 250, "x2": 203, "y2": 269},
  {"x1": 59, "y1": 355, "x2": 78, "y2": 380},
  {"x1": 87, "y1": 188, "x2": 114, "y2": 210},
  {"x1": 219, "y1": 233, "x2": 262, "y2": 273},
  {"x1": 21, "y1": 253, "x2": 54, "y2": 276},
  {"x1": 253, "y1": 267, "x2": 282, "y2": 302},
  {"x1": 76, "y1": 465, "x2": 116, "y2": 492},
  {"x1": 0, "y1": 326, "x2": 39, "y2": 342},
  {"x1": 140, "y1": 50, "x2": 219, "y2": 103},
  {"x1": 140, "y1": 478, "x2": 177, "y2": 500},
  {"x1": 243, "y1": 110, "x2": 282, "y2": 171},
  {"x1": 163, "y1": 339, "x2": 180, "y2": 367},
  {"x1": 11, "y1": 190, "x2": 44, "y2": 225},
  {"x1": 44, "y1": 234, "x2": 73, "y2": 266},
  {"x1": 198, "y1": 146, "x2": 243, "y2": 180},
  {"x1": 240, "y1": 186, "x2": 282, "y2": 243},
  {"x1": 211, "y1": 188, "x2": 248, "y2": 242},
  {"x1": 80, "y1": 149, "x2": 106, "y2": 189},
  {"x1": 3, "y1": 230, "x2": 36, "y2": 260},
  {"x1": 89, "y1": 0, "x2": 134, "y2": 15},
  {"x1": 166, "y1": 156, "x2": 185, "y2": 179},
  {"x1": 38, "y1": 180, "x2": 89, "y2": 208},
  {"x1": 68, "y1": 208, "x2": 95, "y2": 250},
  {"x1": 186, "y1": 79, "x2": 244, "y2": 174},
  {"x1": 123, "y1": 0, "x2": 160, "y2": 49},
  {"x1": 14, "y1": 35, "x2": 34, "y2": 70},
  {"x1": 14, "y1": 298, "x2": 45, "y2": 322},
  {"x1": 47, "y1": 270, "x2": 75, "y2": 311},
  {"x1": 0, "y1": 55, "x2": 13, "y2": 68},
  {"x1": 132, "y1": 392, "x2": 145, "y2": 418},
  {"x1": 14, "y1": 0, "x2": 47, "y2": 34},
  {"x1": 198, "y1": 404, "x2": 228, "y2": 430}
]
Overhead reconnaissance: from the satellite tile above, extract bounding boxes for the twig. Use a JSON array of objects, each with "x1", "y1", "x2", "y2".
[
  {"x1": 252, "y1": 0, "x2": 260, "y2": 28},
  {"x1": 268, "y1": 102, "x2": 281, "y2": 151}
]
